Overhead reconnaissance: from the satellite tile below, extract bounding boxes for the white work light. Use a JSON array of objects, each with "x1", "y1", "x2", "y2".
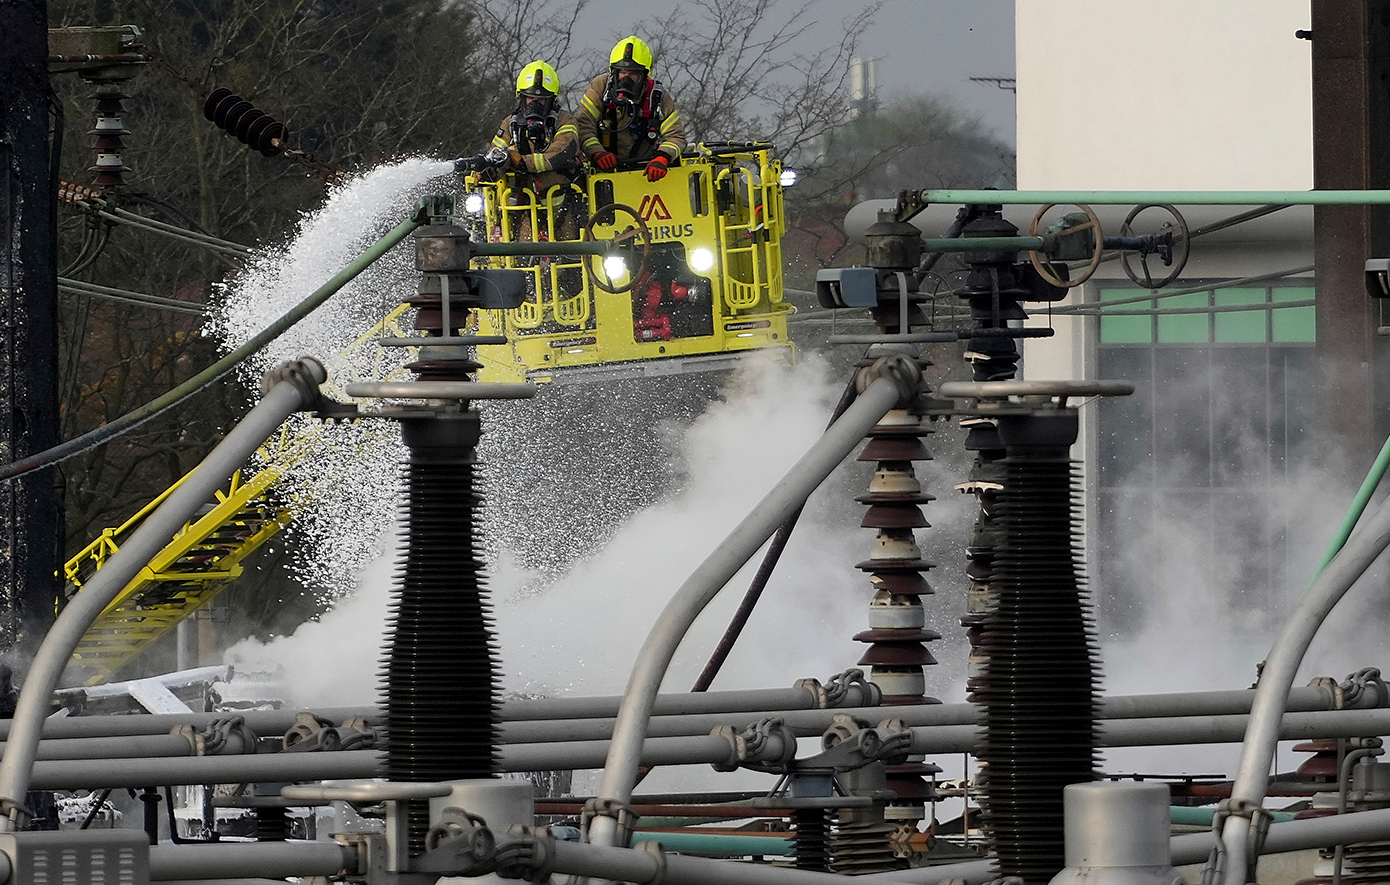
[
  {"x1": 689, "y1": 247, "x2": 716, "y2": 272},
  {"x1": 779, "y1": 168, "x2": 798, "y2": 187},
  {"x1": 463, "y1": 193, "x2": 485, "y2": 214},
  {"x1": 603, "y1": 255, "x2": 628, "y2": 279}
]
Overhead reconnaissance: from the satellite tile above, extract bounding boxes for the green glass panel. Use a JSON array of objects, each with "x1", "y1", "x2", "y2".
[
  {"x1": 1157, "y1": 291, "x2": 1209, "y2": 343},
  {"x1": 1214, "y1": 288, "x2": 1267, "y2": 343},
  {"x1": 1272, "y1": 286, "x2": 1316, "y2": 342},
  {"x1": 1099, "y1": 288, "x2": 1152, "y2": 343}
]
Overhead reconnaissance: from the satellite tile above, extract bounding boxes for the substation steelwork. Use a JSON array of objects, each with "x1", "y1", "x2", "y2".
[{"x1": 8, "y1": 190, "x2": 1390, "y2": 885}]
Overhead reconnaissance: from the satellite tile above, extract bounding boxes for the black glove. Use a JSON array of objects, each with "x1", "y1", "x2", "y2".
[
  {"x1": 454, "y1": 150, "x2": 508, "y2": 174},
  {"x1": 454, "y1": 155, "x2": 486, "y2": 174}
]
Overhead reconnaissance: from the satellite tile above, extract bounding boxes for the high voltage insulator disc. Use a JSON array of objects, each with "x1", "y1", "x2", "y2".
[{"x1": 202, "y1": 88, "x2": 288, "y2": 156}]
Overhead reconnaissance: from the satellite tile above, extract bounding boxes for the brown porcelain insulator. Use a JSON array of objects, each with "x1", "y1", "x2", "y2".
[
  {"x1": 855, "y1": 558, "x2": 934, "y2": 573},
  {"x1": 869, "y1": 573, "x2": 933, "y2": 595},
  {"x1": 860, "y1": 504, "x2": 930, "y2": 529},
  {"x1": 858, "y1": 437, "x2": 932, "y2": 462}
]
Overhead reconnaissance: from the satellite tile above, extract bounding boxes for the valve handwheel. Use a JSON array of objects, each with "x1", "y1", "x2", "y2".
[
  {"x1": 1119, "y1": 203, "x2": 1190, "y2": 290},
  {"x1": 586, "y1": 203, "x2": 652, "y2": 294},
  {"x1": 1027, "y1": 203, "x2": 1103, "y2": 289}
]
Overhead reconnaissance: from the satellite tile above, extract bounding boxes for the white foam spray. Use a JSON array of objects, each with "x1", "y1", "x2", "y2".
[{"x1": 206, "y1": 158, "x2": 454, "y2": 598}]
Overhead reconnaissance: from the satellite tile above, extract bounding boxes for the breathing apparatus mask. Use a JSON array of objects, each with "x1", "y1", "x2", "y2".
[
  {"x1": 611, "y1": 65, "x2": 646, "y2": 112},
  {"x1": 518, "y1": 90, "x2": 555, "y2": 144}
]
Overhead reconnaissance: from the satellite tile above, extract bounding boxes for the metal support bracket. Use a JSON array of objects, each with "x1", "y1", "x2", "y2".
[{"x1": 582, "y1": 797, "x2": 639, "y2": 847}]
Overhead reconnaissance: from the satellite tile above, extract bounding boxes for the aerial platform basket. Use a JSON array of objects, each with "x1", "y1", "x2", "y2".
[{"x1": 463, "y1": 142, "x2": 796, "y2": 384}]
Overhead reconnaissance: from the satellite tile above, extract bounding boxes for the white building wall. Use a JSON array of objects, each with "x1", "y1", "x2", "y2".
[
  {"x1": 1013, "y1": 0, "x2": 1315, "y2": 379},
  {"x1": 1016, "y1": 0, "x2": 1313, "y2": 191}
]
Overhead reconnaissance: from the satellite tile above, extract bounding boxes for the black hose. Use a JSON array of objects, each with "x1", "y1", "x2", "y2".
[{"x1": 79, "y1": 788, "x2": 111, "y2": 829}]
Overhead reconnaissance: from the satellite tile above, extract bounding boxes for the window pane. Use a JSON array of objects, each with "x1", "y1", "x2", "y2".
[
  {"x1": 1100, "y1": 288, "x2": 1152, "y2": 343},
  {"x1": 1157, "y1": 291, "x2": 1210, "y2": 343},
  {"x1": 1214, "y1": 288, "x2": 1267, "y2": 342},
  {"x1": 1272, "y1": 286, "x2": 1316, "y2": 342}
]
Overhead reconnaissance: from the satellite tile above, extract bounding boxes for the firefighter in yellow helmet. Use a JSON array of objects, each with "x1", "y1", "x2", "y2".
[
  {"x1": 575, "y1": 36, "x2": 687, "y2": 181},
  {"x1": 455, "y1": 60, "x2": 580, "y2": 195}
]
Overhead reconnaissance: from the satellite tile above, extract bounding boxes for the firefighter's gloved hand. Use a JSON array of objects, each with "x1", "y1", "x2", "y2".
[
  {"x1": 644, "y1": 155, "x2": 669, "y2": 181},
  {"x1": 594, "y1": 151, "x2": 619, "y2": 171},
  {"x1": 508, "y1": 147, "x2": 524, "y2": 168}
]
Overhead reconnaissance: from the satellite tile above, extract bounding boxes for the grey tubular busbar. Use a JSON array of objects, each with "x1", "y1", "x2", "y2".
[
  {"x1": 21, "y1": 682, "x2": 1357, "y2": 744},
  {"x1": 0, "y1": 358, "x2": 329, "y2": 826},
  {"x1": 588, "y1": 364, "x2": 918, "y2": 849},
  {"x1": 500, "y1": 683, "x2": 1363, "y2": 744},
  {"x1": 1219, "y1": 495, "x2": 1390, "y2": 885},
  {"x1": 0, "y1": 707, "x2": 378, "y2": 741},
  {"x1": 149, "y1": 841, "x2": 355, "y2": 881},
  {"x1": 25, "y1": 705, "x2": 1390, "y2": 786}
]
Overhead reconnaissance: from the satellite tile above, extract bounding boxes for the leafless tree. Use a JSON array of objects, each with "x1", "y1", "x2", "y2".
[{"x1": 639, "y1": 0, "x2": 880, "y2": 160}]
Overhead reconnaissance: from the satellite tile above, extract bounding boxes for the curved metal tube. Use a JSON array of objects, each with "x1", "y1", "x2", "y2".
[
  {"x1": 0, "y1": 358, "x2": 329, "y2": 826},
  {"x1": 588, "y1": 367, "x2": 915, "y2": 848},
  {"x1": 1217, "y1": 494, "x2": 1390, "y2": 885}
]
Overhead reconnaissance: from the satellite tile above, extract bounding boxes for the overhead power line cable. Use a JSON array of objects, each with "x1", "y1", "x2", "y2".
[
  {"x1": 0, "y1": 212, "x2": 423, "y2": 482},
  {"x1": 57, "y1": 278, "x2": 207, "y2": 316}
]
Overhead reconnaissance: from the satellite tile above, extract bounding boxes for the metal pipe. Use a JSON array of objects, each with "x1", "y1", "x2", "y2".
[
  {"x1": 501, "y1": 685, "x2": 1351, "y2": 743},
  {"x1": 1333, "y1": 745, "x2": 1383, "y2": 885},
  {"x1": 545, "y1": 838, "x2": 893, "y2": 885},
  {"x1": 631, "y1": 831, "x2": 794, "y2": 857},
  {"x1": 502, "y1": 685, "x2": 830, "y2": 721},
  {"x1": 0, "y1": 706, "x2": 378, "y2": 741},
  {"x1": 473, "y1": 240, "x2": 607, "y2": 257},
  {"x1": 25, "y1": 703, "x2": 1390, "y2": 785},
  {"x1": 149, "y1": 841, "x2": 355, "y2": 881},
  {"x1": 921, "y1": 235, "x2": 1048, "y2": 251},
  {"x1": 0, "y1": 359, "x2": 329, "y2": 825},
  {"x1": 1219, "y1": 495, "x2": 1390, "y2": 885},
  {"x1": 0, "y1": 734, "x2": 198, "y2": 760},
  {"x1": 920, "y1": 189, "x2": 1390, "y2": 206},
  {"x1": 901, "y1": 708, "x2": 1390, "y2": 756},
  {"x1": 506, "y1": 734, "x2": 758, "y2": 773},
  {"x1": 588, "y1": 363, "x2": 917, "y2": 848},
  {"x1": 10, "y1": 682, "x2": 1335, "y2": 745},
  {"x1": 1312, "y1": 435, "x2": 1390, "y2": 579},
  {"x1": 27, "y1": 749, "x2": 381, "y2": 790}
]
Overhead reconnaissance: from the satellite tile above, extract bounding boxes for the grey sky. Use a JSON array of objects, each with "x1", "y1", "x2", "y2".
[{"x1": 567, "y1": 0, "x2": 1016, "y2": 147}]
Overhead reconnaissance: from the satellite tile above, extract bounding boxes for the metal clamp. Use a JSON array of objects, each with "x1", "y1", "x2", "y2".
[
  {"x1": 1342, "y1": 668, "x2": 1389, "y2": 709},
  {"x1": 581, "y1": 798, "x2": 639, "y2": 847},
  {"x1": 710, "y1": 718, "x2": 798, "y2": 773},
  {"x1": 283, "y1": 712, "x2": 341, "y2": 752},
  {"x1": 0, "y1": 797, "x2": 33, "y2": 829},
  {"x1": 200, "y1": 715, "x2": 257, "y2": 756},
  {"x1": 635, "y1": 839, "x2": 667, "y2": 885},
  {"x1": 494, "y1": 825, "x2": 557, "y2": 883},
  {"x1": 856, "y1": 354, "x2": 923, "y2": 407},
  {"x1": 260, "y1": 356, "x2": 327, "y2": 403},
  {"x1": 823, "y1": 668, "x2": 882, "y2": 709},
  {"x1": 1213, "y1": 797, "x2": 1276, "y2": 880}
]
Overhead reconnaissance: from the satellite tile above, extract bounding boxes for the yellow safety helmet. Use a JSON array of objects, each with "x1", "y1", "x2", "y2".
[
  {"x1": 516, "y1": 60, "x2": 560, "y2": 95},
  {"x1": 609, "y1": 36, "x2": 654, "y2": 74}
]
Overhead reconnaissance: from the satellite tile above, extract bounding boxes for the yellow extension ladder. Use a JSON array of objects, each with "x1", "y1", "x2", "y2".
[{"x1": 62, "y1": 308, "x2": 411, "y2": 686}]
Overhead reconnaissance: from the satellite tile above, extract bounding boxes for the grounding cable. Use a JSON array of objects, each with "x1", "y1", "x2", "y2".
[
  {"x1": 0, "y1": 212, "x2": 423, "y2": 483},
  {"x1": 1050, "y1": 264, "x2": 1316, "y2": 315}
]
